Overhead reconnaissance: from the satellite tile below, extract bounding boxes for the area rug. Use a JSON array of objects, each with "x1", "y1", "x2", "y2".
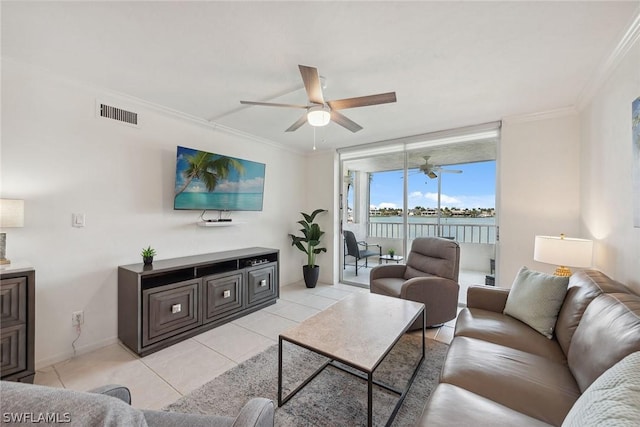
[{"x1": 165, "y1": 334, "x2": 448, "y2": 426}]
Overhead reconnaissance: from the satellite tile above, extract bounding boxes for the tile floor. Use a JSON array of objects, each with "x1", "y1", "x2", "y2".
[{"x1": 34, "y1": 281, "x2": 458, "y2": 410}]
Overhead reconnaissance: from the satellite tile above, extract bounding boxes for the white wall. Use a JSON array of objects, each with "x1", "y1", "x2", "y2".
[
  {"x1": 579, "y1": 38, "x2": 640, "y2": 292},
  {"x1": 498, "y1": 112, "x2": 582, "y2": 286},
  {"x1": 459, "y1": 243, "x2": 494, "y2": 273},
  {"x1": 1, "y1": 59, "x2": 308, "y2": 367},
  {"x1": 302, "y1": 150, "x2": 337, "y2": 284}
]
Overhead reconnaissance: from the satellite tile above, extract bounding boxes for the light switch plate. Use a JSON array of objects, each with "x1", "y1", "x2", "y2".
[{"x1": 72, "y1": 213, "x2": 85, "y2": 228}]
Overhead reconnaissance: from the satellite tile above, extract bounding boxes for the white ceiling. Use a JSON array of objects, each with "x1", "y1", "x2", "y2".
[{"x1": 2, "y1": 1, "x2": 637, "y2": 153}]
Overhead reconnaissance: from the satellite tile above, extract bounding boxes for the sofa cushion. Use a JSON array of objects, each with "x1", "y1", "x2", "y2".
[
  {"x1": 369, "y1": 277, "x2": 405, "y2": 297},
  {"x1": 555, "y1": 270, "x2": 630, "y2": 355},
  {"x1": 440, "y1": 337, "x2": 580, "y2": 426},
  {"x1": 562, "y1": 352, "x2": 640, "y2": 427},
  {"x1": 503, "y1": 266, "x2": 569, "y2": 339},
  {"x1": 455, "y1": 308, "x2": 567, "y2": 362},
  {"x1": 0, "y1": 381, "x2": 148, "y2": 426},
  {"x1": 419, "y1": 383, "x2": 553, "y2": 427},
  {"x1": 567, "y1": 293, "x2": 640, "y2": 392}
]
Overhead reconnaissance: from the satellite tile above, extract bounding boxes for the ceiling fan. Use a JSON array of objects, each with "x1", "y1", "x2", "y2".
[
  {"x1": 240, "y1": 65, "x2": 397, "y2": 133},
  {"x1": 418, "y1": 156, "x2": 462, "y2": 179}
]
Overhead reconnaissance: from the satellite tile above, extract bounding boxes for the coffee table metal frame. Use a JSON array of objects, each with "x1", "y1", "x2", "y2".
[{"x1": 278, "y1": 302, "x2": 425, "y2": 427}]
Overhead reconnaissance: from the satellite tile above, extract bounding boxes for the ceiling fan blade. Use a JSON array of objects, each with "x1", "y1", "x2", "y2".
[
  {"x1": 331, "y1": 111, "x2": 363, "y2": 133},
  {"x1": 285, "y1": 114, "x2": 308, "y2": 132},
  {"x1": 327, "y1": 92, "x2": 397, "y2": 110},
  {"x1": 240, "y1": 100, "x2": 308, "y2": 109},
  {"x1": 427, "y1": 171, "x2": 438, "y2": 179},
  {"x1": 298, "y1": 65, "x2": 325, "y2": 105}
]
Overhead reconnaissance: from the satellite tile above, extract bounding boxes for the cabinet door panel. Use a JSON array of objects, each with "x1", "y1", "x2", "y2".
[
  {"x1": 204, "y1": 272, "x2": 243, "y2": 323},
  {"x1": 0, "y1": 278, "x2": 26, "y2": 326},
  {"x1": 143, "y1": 280, "x2": 201, "y2": 346},
  {"x1": 0, "y1": 324, "x2": 26, "y2": 376},
  {"x1": 247, "y1": 264, "x2": 277, "y2": 305}
]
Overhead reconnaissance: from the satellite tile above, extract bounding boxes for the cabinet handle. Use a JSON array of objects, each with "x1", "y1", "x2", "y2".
[
  {"x1": 171, "y1": 304, "x2": 182, "y2": 314},
  {"x1": 223, "y1": 290, "x2": 231, "y2": 298},
  {"x1": 259, "y1": 279, "x2": 267, "y2": 287}
]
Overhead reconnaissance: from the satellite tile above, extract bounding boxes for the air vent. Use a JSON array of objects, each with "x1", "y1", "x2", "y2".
[{"x1": 99, "y1": 103, "x2": 138, "y2": 126}]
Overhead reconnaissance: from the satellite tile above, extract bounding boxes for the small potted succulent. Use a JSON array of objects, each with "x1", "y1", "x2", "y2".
[
  {"x1": 141, "y1": 246, "x2": 156, "y2": 265},
  {"x1": 388, "y1": 248, "x2": 396, "y2": 258}
]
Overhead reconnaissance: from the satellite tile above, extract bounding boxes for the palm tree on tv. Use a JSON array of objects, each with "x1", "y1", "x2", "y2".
[{"x1": 175, "y1": 150, "x2": 245, "y2": 198}]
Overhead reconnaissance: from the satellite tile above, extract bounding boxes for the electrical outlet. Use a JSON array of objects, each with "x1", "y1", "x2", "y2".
[{"x1": 72, "y1": 311, "x2": 84, "y2": 327}]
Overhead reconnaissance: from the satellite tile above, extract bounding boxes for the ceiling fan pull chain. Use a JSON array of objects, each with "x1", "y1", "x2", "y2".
[{"x1": 313, "y1": 127, "x2": 317, "y2": 151}]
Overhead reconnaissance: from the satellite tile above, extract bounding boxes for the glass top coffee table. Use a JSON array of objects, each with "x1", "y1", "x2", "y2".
[
  {"x1": 278, "y1": 292, "x2": 425, "y2": 427},
  {"x1": 379, "y1": 254, "x2": 404, "y2": 264}
]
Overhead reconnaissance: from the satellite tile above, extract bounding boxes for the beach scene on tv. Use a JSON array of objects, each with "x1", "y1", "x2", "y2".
[{"x1": 174, "y1": 146, "x2": 266, "y2": 211}]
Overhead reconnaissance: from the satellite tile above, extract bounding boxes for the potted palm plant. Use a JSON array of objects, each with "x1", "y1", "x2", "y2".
[{"x1": 289, "y1": 209, "x2": 327, "y2": 288}]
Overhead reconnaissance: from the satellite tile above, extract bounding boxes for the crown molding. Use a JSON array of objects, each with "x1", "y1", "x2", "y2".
[
  {"x1": 503, "y1": 106, "x2": 578, "y2": 124},
  {"x1": 304, "y1": 146, "x2": 336, "y2": 157},
  {"x1": 576, "y1": 6, "x2": 640, "y2": 110},
  {"x1": 212, "y1": 122, "x2": 303, "y2": 155},
  {"x1": 105, "y1": 95, "x2": 308, "y2": 155},
  {"x1": 3, "y1": 56, "x2": 306, "y2": 156},
  {"x1": 98, "y1": 91, "x2": 305, "y2": 156}
]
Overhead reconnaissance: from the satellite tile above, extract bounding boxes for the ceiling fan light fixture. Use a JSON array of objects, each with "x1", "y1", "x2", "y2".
[{"x1": 307, "y1": 105, "x2": 331, "y2": 127}]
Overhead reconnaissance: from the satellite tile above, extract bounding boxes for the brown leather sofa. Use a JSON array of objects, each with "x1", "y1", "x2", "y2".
[{"x1": 419, "y1": 269, "x2": 640, "y2": 426}]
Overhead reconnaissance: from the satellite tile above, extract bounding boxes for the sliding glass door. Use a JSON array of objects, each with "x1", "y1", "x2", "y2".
[
  {"x1": 339, "y1": 123, "x2": 500, "y2": 293},
  {"x1": 341, "y1": 151, "x2": 406, "y2": 286}
]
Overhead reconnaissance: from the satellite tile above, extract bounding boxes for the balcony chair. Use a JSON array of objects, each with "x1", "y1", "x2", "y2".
[
  {"x1": 370, "y1": 237, "x2": 460, "y2": 329},
  {"x1": 343, "y1": 230, "x2": 382, "y2": 276}
]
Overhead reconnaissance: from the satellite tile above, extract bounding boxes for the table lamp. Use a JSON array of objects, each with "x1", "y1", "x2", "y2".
[
  {"x1": 534, "y1": 234, "x2": 593, "y2": 277},
  {"x1": 0, "y1": 199, "x2": 25, "y2": 265}
]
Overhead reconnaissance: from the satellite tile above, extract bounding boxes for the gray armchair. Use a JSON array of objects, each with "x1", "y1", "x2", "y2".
[
  {"x1": 343, "y1": 230, "x2": 382, "y2": 276},
  {"x1": 0, "y1": 381, "x2": 275, "y2": 427},
  {"x1": 370, "y1": 237, "x2": 460, "y2": 329}
]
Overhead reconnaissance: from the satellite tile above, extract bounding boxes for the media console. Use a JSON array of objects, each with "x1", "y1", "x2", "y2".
[{"x1": 118, "y1": 247, "x2": 279, "y2": 356}]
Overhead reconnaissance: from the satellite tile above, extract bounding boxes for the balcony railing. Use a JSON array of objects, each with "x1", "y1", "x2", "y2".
[{"x1": 368, "y1": 221, "x2": 496, "y2": 244}]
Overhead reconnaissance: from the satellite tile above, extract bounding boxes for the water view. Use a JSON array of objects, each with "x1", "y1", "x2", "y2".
[
  {"x1": 369, "y1": 216, "x2": 496, "y2": 243},
  {"x1": 175, "y1": 192, "x2": 263, "y2": 211}
]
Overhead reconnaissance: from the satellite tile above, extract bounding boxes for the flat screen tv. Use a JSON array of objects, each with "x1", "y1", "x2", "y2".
[{"x1": 174, "y1": 145, "x2": 266, "y2": 211}]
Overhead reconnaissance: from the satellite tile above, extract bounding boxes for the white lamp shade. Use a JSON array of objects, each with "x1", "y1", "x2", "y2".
[
  {"x1": 307, "y1": 106, "x2": 331, "y2": 127},
  {"x1": 534, "y1": 235, "x2": 593, "y2": 268},
  {"x1": 0, "y1": 199, "x2": 24, "y2": 228}
]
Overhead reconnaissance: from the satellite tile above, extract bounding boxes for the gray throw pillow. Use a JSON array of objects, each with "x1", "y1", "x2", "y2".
[
  {"x1": 503, "y1": 266, "x2": 569, "y2": 339},
  {"x1": 562, "y1": 352, "x2": 640, "y2": 427}
]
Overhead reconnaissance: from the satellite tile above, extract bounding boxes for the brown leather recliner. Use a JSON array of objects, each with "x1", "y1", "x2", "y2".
[{"x1": 370, "y1": 237, "x2": 460, "y2": 328}]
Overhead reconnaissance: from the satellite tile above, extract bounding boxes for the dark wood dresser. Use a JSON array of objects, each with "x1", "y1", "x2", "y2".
[
  {"x1": 0, "y1": 265, "x2": 35, "y2": 383},
  {"x1": 118, "y1": 248, "x2": 279, "y2": 356}
]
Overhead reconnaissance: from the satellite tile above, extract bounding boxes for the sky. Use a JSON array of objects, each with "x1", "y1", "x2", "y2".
[
  {"x1": 368, "y1": 160, "x2": 496, "y2": 210},
  {"x1": 175, "y1": 146, "x2": 266, "y2": 193}
]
